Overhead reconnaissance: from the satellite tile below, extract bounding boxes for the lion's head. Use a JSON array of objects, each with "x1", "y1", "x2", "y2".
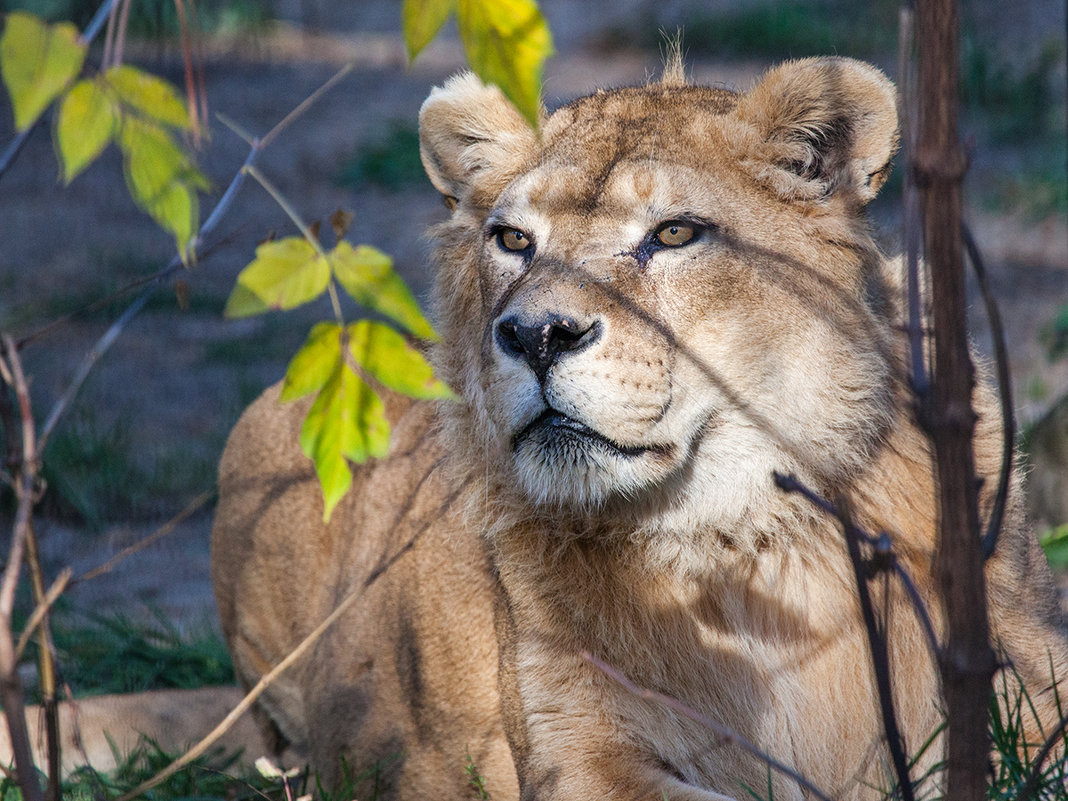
[{"x1": 419, "y1": 57, "x2": 901, "y2": 538}]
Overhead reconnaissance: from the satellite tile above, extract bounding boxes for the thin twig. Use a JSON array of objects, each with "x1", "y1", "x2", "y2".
[
  {"x1": 22, "y1": 519, "x2": 61, "y2": 801},
  {"x1": 258, "y1": 62, "x2": 355, "y2": 150},
  {"x1": 1017, "y1": 707, "x2": 1068, "y2": 801},
  {"x1": 36, "y1": 291, "x2": 150, "y2": 456},
  {"x1": 836, "y1": 496, "x2": 915, "y2": 801},
  {"x1": 30, "y1": 60, "x2": 356, "y2": 454},
  {"x1": 113, "y1": 584, "x2": 362, "y2": 801},
  {"x1": 71, "y1": 489, "x2": 215, "y2": 586},
  {"x1": 581, "y1": 652, "x2": 834, "y2": 801},
  {"x1": 961, "y1": 224, "x2": 1015, "y2": 560},
  {"x1": 116, "y1": 470, "x2": 465, "y2": 801},
  {"x1": 773, "y1": 472, "x2": 941, "y2": 660},
  {"x1": 0, "y1": 336, "x2": 43, "y2": 801},
  {"x1": 0, "y1": 0, "x2": 119, "y2": 184},
  {"x1": 13, "y1": 569, "x2": 71, "y2": 662},
  {"x1": 898, "y1": 5, "x2": 929, "y2": 407},
  {"x1": 81, "y1": 0, "x2": 119, "y2": 44},
  {"x1": 242, "y1": 164, "x2": 346, "y2": 324}
]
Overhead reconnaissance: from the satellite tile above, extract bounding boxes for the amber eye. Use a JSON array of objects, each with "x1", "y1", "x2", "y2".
[
  {"x1": 656, "y1": 221, "x2": 696, "y2": 247},
  {"x1": 498, "y1": 228, "x2": 532, "y2": 252}
]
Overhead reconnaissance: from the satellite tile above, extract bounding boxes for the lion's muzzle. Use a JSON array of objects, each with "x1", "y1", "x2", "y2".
[{"x1": 495, "y1": 314, "x2": 603, "y2": 384}]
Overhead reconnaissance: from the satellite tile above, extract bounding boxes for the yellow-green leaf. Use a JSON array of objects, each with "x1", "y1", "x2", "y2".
[
  {"x1": 106, "y1": 64, "x2": 190, "y2": 129},
  {"x1": 331, "y1": 242, "x2": 437, "y2": 340},
  {"x1": 300, "y1": 358, "x2": 390, "y2": 522},
  {"x1": 56, "y1": 78, "x2": 116, "y2": 183},
  {"x1": 281, "y1": 322, "x2": 342, "y2": 402},
  {"x1": 0, "y1": 12, "x2": 86, "y2": 131},
  {"x1": 402, "y1": 0, "x2": 455, "y2": 61},
  {"x1": 118, "y1": 116, "x2": 204, "y2": 258},
  {"x1": 348, "y1": 320, "x2": 453, "y2": 400},
  {"x1": 225, "y1": 237, "x2": 331, "y2": 318},
  {"x1": 456, "y1": 0, "x2": 552, "y2": 127}
]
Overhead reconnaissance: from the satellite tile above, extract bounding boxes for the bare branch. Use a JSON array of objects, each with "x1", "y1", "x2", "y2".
[
  {"x1": 960, "y1": 224, "x2": 1015, "y2": 560},
  {"x1": 113, "y1": 583, "x2": 363, "y2": 801},
  {"x1": 836, "y1": 496, "x2": 915, "y2": 801},
  {"x1": 898, "y1": 5, "x2": 930, "y2": 406},
  {"x1": 773, "y1": 472, "x2": 940, "y2": 659},
  {"x1": 13, "y1": 569, "x2": 71, "y2": 662},
  {"x1": 0, "y1": 0, "x2": 119, "y2": 184},
  {"x1": 71, "y1": 489, "x2": 215, "y2": 586},
  {"x1": 32, "y1": 60, "x2": 356, "y2": 455},
  {"x1": 0, "y1": 336, "x2": 43, "y2": 801},
  {"x1": 1017, "y1": 707, "x2": 1068, "y2": 801},
  {"x1": 915, "y1": 0, "x2": 995, "y2": 789},
  {"x1": 580, "y1": 652, "x2": 834, "y2": 801}
]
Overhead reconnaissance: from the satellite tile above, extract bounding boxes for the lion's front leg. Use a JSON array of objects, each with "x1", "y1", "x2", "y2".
[{"x1": 515, "y1": 746, "x2": 742, "y2": 801}]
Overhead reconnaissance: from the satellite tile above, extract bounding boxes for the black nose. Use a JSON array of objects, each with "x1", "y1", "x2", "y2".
[{"x1": 496, "y1": 315, "x2": 602, "y2": 383}]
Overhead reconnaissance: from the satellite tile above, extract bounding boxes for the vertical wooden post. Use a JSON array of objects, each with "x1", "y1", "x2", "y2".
[{"x1": 914, "y1": 0, "x2": 995, "y2": 795}]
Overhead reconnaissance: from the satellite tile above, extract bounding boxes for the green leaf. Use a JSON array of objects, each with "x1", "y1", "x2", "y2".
[
  {"x1": 106, "y1": 64, "x2": 190, "y2": 129},
  {"x1": 118, "y1": 116, "x2": 204, "y2": 259},
  {"x1": 281, "y1": 322, "x2": 342, "y2": 402},
  {"x1": 402, "y1": 0, "x2": 455, "y2": 60},
  {"x1": 0, "y1": 12, "x2": 86, "y2": 131},
  {"x1": 330, "y1": 242, "x2": 437, "y2": 340},
  {"x1": 1040, "y1": 523, "x2": 1068, "y2": 569},
  {"x1": 347, "y1": 320, "x2": 454, "y2": 400},
  {"x1": 299, "y1": 356, "x2": 390, "y2": 522},
  {"x1": 55, "y1": 78, "x2": 116, "y2": 183},
  {"x1": 224, "y1": 237, "x2": 331, "y2": 318},
  {"x1": 456, "y1": 0, "x2": 552, "y2": 127}
]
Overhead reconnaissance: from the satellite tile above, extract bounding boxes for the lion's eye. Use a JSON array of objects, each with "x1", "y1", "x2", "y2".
[
  {"x1": 655, "y1": 221, "x2": 696, "y2": 247},
  {"x1": 498, "y1": 228, "x2": 532, "y2": 253}
]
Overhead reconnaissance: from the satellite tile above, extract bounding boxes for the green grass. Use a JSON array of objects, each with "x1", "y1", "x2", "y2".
[
  {"x1": 39, "y1": 410, "x2": 217, "y2": 528},
  {"x1": 335, "y1": 122, "x2": 427, "y2": 191},
  {"x1": 43, "y1": 609, "x2": 234, "y2": 697},
  {"x1": 606, "y1": 0, "x2": 899, "y2": 61},
  {"x1": 0, "y1": 736, "x2": 287, "y2": 801}
]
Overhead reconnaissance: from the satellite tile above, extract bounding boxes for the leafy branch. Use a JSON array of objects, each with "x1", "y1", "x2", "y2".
[{"x1": 402, "y1": 0, "x2": 553, "y2": 126}]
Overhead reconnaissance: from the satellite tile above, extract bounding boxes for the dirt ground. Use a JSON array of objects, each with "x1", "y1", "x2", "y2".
[{"x1": 0, "y1": 0, "x2": 1066, "y2": 675}]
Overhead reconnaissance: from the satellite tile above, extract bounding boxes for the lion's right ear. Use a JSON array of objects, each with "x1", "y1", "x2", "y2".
[{"x1": 419, "y1": 73, "x2": 539, "y2": 209}]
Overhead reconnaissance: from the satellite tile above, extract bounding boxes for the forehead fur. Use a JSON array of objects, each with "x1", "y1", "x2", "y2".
[
  {"x1": 533, "y1": 85, "x2": 739, "y2": 213},
  {"x1": 542, "y1": 85, "x2": 739, "y2": 160}
]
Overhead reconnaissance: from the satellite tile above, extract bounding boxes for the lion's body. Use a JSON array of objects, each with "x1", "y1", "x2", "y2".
[{"x1": 213, "y1": 58, "x2": 1068, "y2": 800}]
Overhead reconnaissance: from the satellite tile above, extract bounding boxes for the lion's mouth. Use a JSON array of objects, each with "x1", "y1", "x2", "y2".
[{"x1": 513, "y1": 409, "x2": 655, "y2": 459}]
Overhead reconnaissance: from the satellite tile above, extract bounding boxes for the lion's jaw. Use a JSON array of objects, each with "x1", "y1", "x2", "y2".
[{"x1": 420, "y1": 65, "x2": 902, "y2": 534}]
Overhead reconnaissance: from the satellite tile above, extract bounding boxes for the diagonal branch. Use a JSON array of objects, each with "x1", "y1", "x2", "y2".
[
  {"x1": 960, "y1": 224, "x2": 1015, "y2": 560},
  {"x1": 0, "y1": 336, "x2": 44, "y2": 801},
  {"x1": 772, "y1": 473, "x2": 916, "y2": 800},
  {"x1": 30, "y1": 61, "x2": 356, "y2": 457},
  {"x1": 773, "y1": 472, "x2": 940, "y2": 659}
]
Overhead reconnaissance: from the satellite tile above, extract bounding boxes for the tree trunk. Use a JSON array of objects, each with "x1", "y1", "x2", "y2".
[{"x1": 914, "y1": 0, "x2": 995, "y2": 796}]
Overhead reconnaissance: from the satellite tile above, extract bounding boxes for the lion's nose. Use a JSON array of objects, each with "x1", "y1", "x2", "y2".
[{"x1": 495, "y1": 315, "x2": 602, "y2": 383}]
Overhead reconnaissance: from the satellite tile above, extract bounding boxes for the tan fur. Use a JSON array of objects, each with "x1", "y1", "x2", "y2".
[{"x1": 212, "y1": 58, "x2": 1068, "y2": 800}]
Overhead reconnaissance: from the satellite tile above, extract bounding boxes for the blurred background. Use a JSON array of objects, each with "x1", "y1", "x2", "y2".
[{"x1": 0, "y1": 0, "x2": 1063, "y2": 699}]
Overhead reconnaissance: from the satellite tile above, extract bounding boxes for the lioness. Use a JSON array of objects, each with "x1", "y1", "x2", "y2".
[{"x1": 212, "y1": 57, "x2": 1068, "y2": 800}]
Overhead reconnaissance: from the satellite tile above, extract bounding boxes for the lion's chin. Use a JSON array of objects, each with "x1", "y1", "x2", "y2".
[{"x1": 510, "y1": 410, "x2": 675, "y2": 508}]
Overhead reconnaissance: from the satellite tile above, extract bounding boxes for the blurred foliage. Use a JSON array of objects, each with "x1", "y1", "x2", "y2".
[
  {"x1": 336, "y1": 121, "x2": 425, "y2": 191},
  {"x1": 46, "y1": 609, "x2": 234, "y2": 696},
  {"x1": 605, "y1": 0, "x2": 899, "y2": 60},
  {"x1": 0, "y1": 0, "x2": 272, "y2": 37},
  {"x1": 1039, "y1": 523, "x2": 1068, "y2": 569}
]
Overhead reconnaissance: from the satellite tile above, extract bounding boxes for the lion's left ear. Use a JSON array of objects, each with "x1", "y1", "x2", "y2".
[{"x1": 732, "y1": 57, "x2": 898, "y2": 206}]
